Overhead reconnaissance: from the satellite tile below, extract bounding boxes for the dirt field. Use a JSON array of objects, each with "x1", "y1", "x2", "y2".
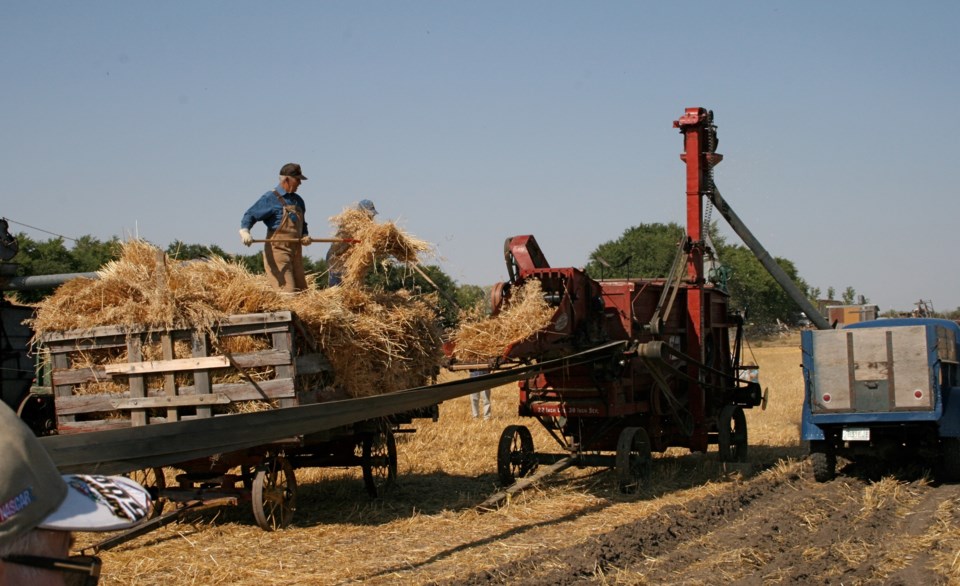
[{"x1": 80, "y1": 336, "x2": 960, "y2": 585}]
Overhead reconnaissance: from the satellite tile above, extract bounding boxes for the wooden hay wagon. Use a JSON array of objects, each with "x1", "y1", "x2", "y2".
[{"x1": 40, "y1": 310, "x2": 436, "y2": 531}]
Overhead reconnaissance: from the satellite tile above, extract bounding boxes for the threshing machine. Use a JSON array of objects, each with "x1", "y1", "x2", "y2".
[{"x1": 481, "y1": 108, "x2": 771, "y2": 494}]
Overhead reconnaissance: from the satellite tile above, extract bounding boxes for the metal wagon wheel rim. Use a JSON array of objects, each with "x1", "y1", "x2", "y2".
[
  {"x1": 126, "y1": 467, "x2": 167, "y2": 518},
  {"x1": 717, "y1": 405, "x2": 749, "y2": 463},
  {"x1": 251, "y1": 455, "x2": 297, "y2": 531},
  {"x1": 615, "y1": 426, "x2": 652, "y2": 494},
  {"x1": 362, "y1": 427, "x2": 398, "y2": 498},
  {"x1": 497, "y1": 425, "x2": 535, "y2": 486}
]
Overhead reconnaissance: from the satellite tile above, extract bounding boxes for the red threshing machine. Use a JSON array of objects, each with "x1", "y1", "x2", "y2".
[{"x1": 486, "y1": 108, "x2": 763, "y2": 494}]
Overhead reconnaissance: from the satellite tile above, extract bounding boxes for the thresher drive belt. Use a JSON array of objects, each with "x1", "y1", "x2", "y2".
[{"x1": 41, "y1": 341, "x2": 627, "y2": 476}]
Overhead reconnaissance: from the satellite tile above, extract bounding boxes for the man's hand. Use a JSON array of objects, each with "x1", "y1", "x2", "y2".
[
  {"x1": 239, "y1": 228, "x2": 253, "y2": 246},
  {"x1": 301, "y1": 235, "x2": 312, "y2": 246}
]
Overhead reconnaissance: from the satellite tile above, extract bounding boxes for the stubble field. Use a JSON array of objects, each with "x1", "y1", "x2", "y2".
[{"x1": 79, "y1": 335, "x2": 960, "y2": 585}]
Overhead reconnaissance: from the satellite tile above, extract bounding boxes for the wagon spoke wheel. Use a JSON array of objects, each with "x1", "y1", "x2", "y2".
[
  {"x1": 252, "y1": 456, "x2": 296, "y2": 531},
  {"x1": 718, "y1": 405, "x2": 749, "y2": 463},
  {"x1": 615, "y1": 427, "x2": 652, "y2": 494},
  {"x1": 497, "y1": 425, "x2": 536, "y2": 486},
  {"x1": 126, "y1": 467, "x2": 167, "y2": 518},
  {"x1": 362, "y1": 426, "x2": 398, "y2": 498}
]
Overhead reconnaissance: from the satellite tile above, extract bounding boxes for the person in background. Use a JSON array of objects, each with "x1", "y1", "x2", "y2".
[
  {"x1": 326, "y1": 199, "x2": 377, "y2": 287},
  {"x1": 0, "y1": 404, "x2": 152, "y2": 585},
  {"x1": 470, "y1": 369, "x2": 492, "y2": 421},
  {"x1": 239, "y1": 163, "x2": 312, "y2": 293}
]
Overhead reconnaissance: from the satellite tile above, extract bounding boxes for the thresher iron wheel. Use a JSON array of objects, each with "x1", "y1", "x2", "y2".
[
  {"x1": 615, "y1": 427, "x2": 652, "y2": 494},
  {"x1": 362, "y1": 425, "x2": 398, "y2": 498},
  {"x1": 717, "y1": 405, "x2": 749, "y2": 463},
  {"x1": 251, "y1": 455, "x2": 297, "y2": 531},
  {"x1": 126, "y1": 467, "x2": 167, "y2": 518},
  {"x1": 497, "y1": 425, "x2": 536, "y2": 486}
]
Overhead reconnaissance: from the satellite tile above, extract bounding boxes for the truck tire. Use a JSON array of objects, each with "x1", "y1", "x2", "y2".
[
  {"x1": 811, "y1": 450, "x2": 836, "y2": 482},
  {"x1": 940, "y1": 438, "x2": 960, "y2": 482}
]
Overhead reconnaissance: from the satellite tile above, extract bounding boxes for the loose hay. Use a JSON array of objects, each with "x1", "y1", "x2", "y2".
[{"x1": 449, "y1": 279, "x2": 555, "y2": 363}]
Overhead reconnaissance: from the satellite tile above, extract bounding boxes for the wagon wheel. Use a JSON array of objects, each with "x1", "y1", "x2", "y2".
[
  {"x1": 126, "y1": 468, "x2": 167, "y2": 518},
  {"x1": 362, "y1": 427, "x2": 398, "y2": 498},
  {"x1": 497, "y1": 425, "x2": 536, "y2": 486},
  {"x1": 251, "y1": 456, "x2": 297, "y2": 530},
  {"x1": 615, "y1": 427, "x2": 652, "y2": 494},
  {"x1": 717, "y1": 405, "x2": 749, "y2": 463}
]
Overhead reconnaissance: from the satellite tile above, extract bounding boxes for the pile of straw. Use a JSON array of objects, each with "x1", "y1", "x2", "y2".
[
  {"x1": 29, "y1": 238, "x2": 443, "y2": 399},
  {"x1": 449, "y1": 279, "x2": 555, "y2": 362},
  {"x1": 330, "y1": 207, "x2": 433, "y2": 287}
]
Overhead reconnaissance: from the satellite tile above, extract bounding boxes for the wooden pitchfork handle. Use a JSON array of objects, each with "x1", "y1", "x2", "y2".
[{"x1": 251, "y1": 238, "x2": 360, "y2": 243}]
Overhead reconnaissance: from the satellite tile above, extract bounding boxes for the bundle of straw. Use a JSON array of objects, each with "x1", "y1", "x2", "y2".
[
  {"x1": 449, "y1": 279, "x2": 555, "y2": 362},
  {"x1": 329, "y1": 207, "x2": 433, "y2": 287}
]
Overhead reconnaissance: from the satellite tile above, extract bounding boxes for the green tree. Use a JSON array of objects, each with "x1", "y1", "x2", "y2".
[
  {"x1": 367, "y1": 263, "x2": 460, "y2": 327},
  {"x1": 455, "y1": 284, "x2": 487, "y2": 312},
  {"x1": 586, "y1": 222, "x2": 685, "y2": 279},
  {"x1": 716, "y1": 244, "x2": 810, "y2": 327},
  {"x1": 166, "y1": 240, "x2": 230, "y2": 261}
]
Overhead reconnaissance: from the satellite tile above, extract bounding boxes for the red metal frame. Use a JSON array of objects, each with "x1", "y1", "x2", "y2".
[{"x1": 673, "y1": 107, "x2": 723, "y2": 451}]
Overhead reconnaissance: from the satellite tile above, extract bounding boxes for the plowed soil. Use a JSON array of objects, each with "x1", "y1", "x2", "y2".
[{"x1": 82, "y1": 339, "x2": 960, "y2": 585}]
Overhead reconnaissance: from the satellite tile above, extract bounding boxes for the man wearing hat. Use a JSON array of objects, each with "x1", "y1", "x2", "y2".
[
  {"x1": 239, "y1": 163, "x2": 312, "y2": 293},
  {"x1": 326, "y1": 199, "x2": 378, "y2": 286},
  {"x1": 0, "y1": 404, "x2": 151, "y2": 585}
]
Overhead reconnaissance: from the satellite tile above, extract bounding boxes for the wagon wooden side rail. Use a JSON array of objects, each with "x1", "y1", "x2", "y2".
[{"x1": 39, "y1": 311, "x2": 330, "y2": 434}]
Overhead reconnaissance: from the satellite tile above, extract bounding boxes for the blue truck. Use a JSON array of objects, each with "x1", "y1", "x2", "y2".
[{"x1": 801, "y1": 318, "x2": 960, "y2": 481}]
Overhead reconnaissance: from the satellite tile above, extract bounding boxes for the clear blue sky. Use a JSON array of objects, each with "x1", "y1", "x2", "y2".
[{"x1": 3, "y1": 1, "x2": 958, "y2": 313}]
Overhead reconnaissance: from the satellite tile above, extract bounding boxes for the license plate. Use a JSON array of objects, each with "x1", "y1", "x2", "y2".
[{"x1": 842, "y1": 427, "x2": 870, "y2": 441}]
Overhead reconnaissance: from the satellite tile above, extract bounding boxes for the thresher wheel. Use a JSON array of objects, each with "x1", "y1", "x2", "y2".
[
  {"x1": 615, "y1": 427, "x2": 653, "y2": 494},
  {"x1": 362, "y1": 427, "x2": 398, "y2": 498},
  {"x1": 497, "y1": 425, "x2": 536, "y2": 486},
  {"x1": 717, "y1": 405, "x2": 749, "y2": 463},
  {"x1": 251, "y1": 455, "x2": 297, "y2": 531},
  {"x1": 126, "y1": 467, "x2": 167, "y2": 518}
]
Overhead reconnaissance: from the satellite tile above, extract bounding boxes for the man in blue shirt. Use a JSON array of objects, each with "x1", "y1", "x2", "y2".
[{"x1": 239, "y1": 163, "x2": 312, "y2": 292}]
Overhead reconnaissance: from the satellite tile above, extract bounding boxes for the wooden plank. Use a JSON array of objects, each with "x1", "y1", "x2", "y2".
[
  {"x1": 127, "y1": 336, "x2": 147, "y2": 426},
  {"x1": 52, "y1": 352, "x2": 76, "y2": 426},
  {"x1": 162, "y1": 332, "x2": 179, "y2": 422},
  {"x1": 54, "y1": 379, "x2": 296, "y2": 415},
  {"x1": 192, "y1": 331, "x2": 213, "y2": 418},
  {"x1": 273, "y1": 328, "x2": 297, "y2": 409},
  {"x1": 53, "y1": 350, "x2": 293, "y2": 385},
  {"x1": 104, "y1": 355, "x2": 230, "y2": 375},
  {"x1": 477, "y1": 456, "x2": 577, "y2": 511},
  {"x1": 113, "y1": 394, "x2": 230, "y2": 409},
  {"x1": 56, "y1": 419, "x2": 132, "y2": 434},
  {"x1": 40, "y1": 312, "x2": 294, "y2": 344},
  {"x1": 217, "y1": 311, "x2": 292, "y2": 327},
  {"x1": 51, "y1": 366, "x2": 109, "y2": 386}
]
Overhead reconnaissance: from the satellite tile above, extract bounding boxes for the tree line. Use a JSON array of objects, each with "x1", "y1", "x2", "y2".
[{"x1": 7, "y1": 225, "x2": 897, "y2": 331}]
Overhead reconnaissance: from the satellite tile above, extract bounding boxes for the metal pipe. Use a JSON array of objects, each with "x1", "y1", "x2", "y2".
[
  {"x1": 2, "y1": 272, "x2": 99, "y2": 291},
  {"x1": 707, "y1": 187, "x2": 831, "y2": 330}
]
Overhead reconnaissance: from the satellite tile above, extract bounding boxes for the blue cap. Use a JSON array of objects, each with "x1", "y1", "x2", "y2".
[{"x1": 358, "y1": 199, "x2": 378, "y2": 216}]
